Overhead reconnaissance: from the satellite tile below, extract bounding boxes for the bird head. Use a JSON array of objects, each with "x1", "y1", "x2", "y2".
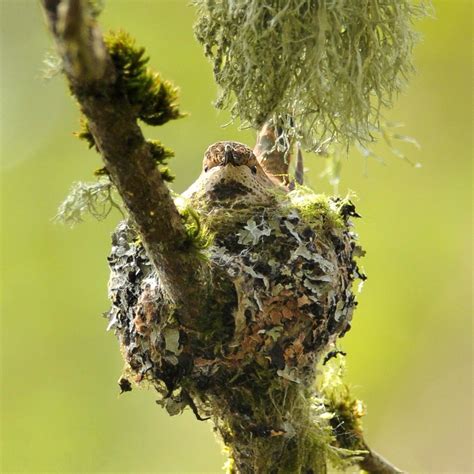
[{"x1": 183, "y1": 141, "x2": 276, "y2": 206}]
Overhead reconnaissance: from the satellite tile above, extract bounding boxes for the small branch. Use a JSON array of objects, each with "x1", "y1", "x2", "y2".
[
  {"x1": 327, "y1": 389, "x2": 404, "y2": 474},
  {"x1": 359, "y1": 446, "x2": 404, "y2": 474},
  {"x1": 41, "y1": 0, "x2": 206, "y2": 327},
  {"x1": 294, "y1": 142, "x2": 304, "y2": 186},
  {"x1": 253, "y1": 121, "x2": 293, "y2": 186},
  {"x1": 330, "y1": 400, "x2": 404, "y2": 474}
]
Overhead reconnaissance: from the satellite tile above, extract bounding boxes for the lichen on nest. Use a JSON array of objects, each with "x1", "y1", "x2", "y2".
[
  {"x1": 193, "y1": 0, "x2": 429, "y2": 150},
  {"x1": 106, "y1": 183, "x2": 366, "y2": 471}
]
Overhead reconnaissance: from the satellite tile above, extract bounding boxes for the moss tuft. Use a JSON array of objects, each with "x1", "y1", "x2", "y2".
[
  {"x1": 179, "y1": 206, "x2": 214, "y2": 255},
  {"x1": 104, "y1": 30, "x2": 184, "y2": 126},
  {"x1": 94, "y1": 166, "x2": 109, "y2": 177},
  {"x1": 319, "y1": 357, "x2": 367, "y2": 454},
  {"x1": 158, "y1": 167, "x2": 174, "y2": 183},
  {"x1": 75, "y1": 116, "x2": 97, "y2": 151},
  {"x1": 287, "y1": 187, "x2": 344, "y2": 231},
  {"x1": 148, "y1": 139, "x2": 175, "y2": 182},
  {"x1": 73, "y1": 45, "x2": 182, "y2": 183},
  {"x1": 148, "y1": 139, "x2": 174, "y2": 164}
]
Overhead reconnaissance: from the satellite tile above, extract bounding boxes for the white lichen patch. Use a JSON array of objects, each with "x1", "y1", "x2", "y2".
[{"x1": 238, "y1": 217, "x2": 272, "y2": 246}]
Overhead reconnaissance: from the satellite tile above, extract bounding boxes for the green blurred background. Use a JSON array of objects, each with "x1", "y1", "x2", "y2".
[{"x1": 0, "y1": 1, "x2": 472, "y2": 472}]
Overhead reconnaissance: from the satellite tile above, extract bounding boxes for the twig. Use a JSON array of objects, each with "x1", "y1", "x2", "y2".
[
  {"x1": 253, "y1": 121, "x2": 293, "y2": 186},
  {"x1": 294, "y1": 142, "x2": 304, "y2": 186},
  {"x1": 359, "y1": 446, "x2": 404, "y2": 474},
  {"x1": 41, "y1": 0, "x2": 206, "y2": 328}
]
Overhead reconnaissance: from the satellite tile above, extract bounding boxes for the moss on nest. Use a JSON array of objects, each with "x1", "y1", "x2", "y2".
[
  {"x1": 184, "y1": 183, "x2": 354, "y2": 239},
  {"x1": 286, "y1": 187, "x2": 348, "y2": 231},
  {"x1": 179, "y1": 205, "x2": 214, "y2": 255}
]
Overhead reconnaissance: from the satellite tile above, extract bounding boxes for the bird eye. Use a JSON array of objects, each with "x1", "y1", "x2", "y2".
[
  {"x1": 251, "y1": 166, "x2": 257, "y2": 175},
  {"x1": 204, "y1": 166, "x2": 209, "y2": 172}
]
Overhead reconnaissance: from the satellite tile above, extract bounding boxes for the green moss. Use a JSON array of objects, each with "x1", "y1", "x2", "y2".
[
  {"x1": 74, "y1": 117, "x2": 107, "y2": 178},
  {"x1": 75, "y1": 116, "x2": 97, "y2": 151},
  {"x1": 94, "y1": 166, "x2": 109, "y2": 177},
  {"x1": 148, "y1": 139, "x2": 175, "y2": 182},
  {"x1": 286, "y1": 187, "x2": 347, "y2": 233},
  {"x1": 104, "y1": 30, "x2": 184, "y2": 126},
  {"x1": 75, "y1": 124, "x2": 176, "y2": 182},
  {"x1": 318, "y1": 358, "x2": 367, "y2": 454},
  {"x1": 148, "y1": 139, "x2": 174, "y2": 164},
  {"x1": 158, "y1": 168, "x2": 174, "y2": 183},
  {"x1": 179, "y1": 206, "x2": 214, "y2": 255}
]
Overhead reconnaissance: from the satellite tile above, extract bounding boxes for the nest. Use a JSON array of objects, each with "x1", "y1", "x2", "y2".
[{"x1": 106, "y1": 189, "x2": 365, "y2": 472}]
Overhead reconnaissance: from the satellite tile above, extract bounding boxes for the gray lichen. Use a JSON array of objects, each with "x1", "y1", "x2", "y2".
[
  {"x1": 54, "y1": 178, "x2": 124, "y2": 226},
  {"x1": 193, "y1": 0, "x2": 429, "y2": 151}
]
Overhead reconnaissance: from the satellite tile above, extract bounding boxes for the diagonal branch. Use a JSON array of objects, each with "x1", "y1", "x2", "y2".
[
  {"x1": 359, "y1": 447, "x2": 404, "y2": 474},
  {"x1": 329, "y1": 399, "x2": 404, "y2": 474},
  {"x1": 41, "y1": 0, "x2": 206, "y2": 328}
]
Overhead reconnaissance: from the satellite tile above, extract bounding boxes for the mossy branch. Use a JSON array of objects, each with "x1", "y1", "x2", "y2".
[
  {"x1": 41, "y1": 0, "x2": 207, "y2": 329},
  {"x1": 43, "y1": 3, "x2": 408, "y2": 473},
  {"x1": 320, "y1": 358, "x2": 404, "y2": 474}
]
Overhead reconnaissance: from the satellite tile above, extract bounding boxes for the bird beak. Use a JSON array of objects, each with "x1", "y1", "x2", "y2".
[{"x1": 223, "y1": 144, "x2": 236, "y2": 166}]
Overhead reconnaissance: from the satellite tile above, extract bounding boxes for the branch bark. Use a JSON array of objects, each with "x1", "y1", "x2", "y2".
[
  {"x1": 41, "y1": 0, "x2": 206, "y2": 328},
  {"x1": 253, "y1": 121, "x2": 293, "y2": 186},
  {"x1": 253, "y1": 121, "x2": 304, "y2": 188},
  {"x1": 359, "y1": 447, "x2": 404, "y2": 474},
  {"x1": 330, "y1": 401, "x2": 404, "y2": 474}
]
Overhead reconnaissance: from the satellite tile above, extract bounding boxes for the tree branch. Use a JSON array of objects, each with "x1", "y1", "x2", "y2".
[
  {"x1": 42, "y1": 0, "x2": 107, "y2": 81},
  {"x1": 41, "y1": 0, "x2": 206, "y2": 328},
  {"x1": 329, "y1": 399, "x2": 404, "y2": 474},
  {"x1": 253, "y1": 120, "x2": 304, "y2": 188},
  {"x1": 359, "y1": 447, "x2": 404, "y2": 474},
  {"x1": 253, "y1": 121, "x2": 293, "y2": 186}
]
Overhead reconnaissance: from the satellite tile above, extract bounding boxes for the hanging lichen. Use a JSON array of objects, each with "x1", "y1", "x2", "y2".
[
  {"x1": 54, "y1": 179, "x2": 124, "y2": 226},
  {"x1": 193, "y1": 0, "x2": 429, "y2": 150}
]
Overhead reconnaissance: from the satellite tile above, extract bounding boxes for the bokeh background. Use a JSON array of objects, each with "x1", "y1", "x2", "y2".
[{"x1": 1, "y1": 1, "x2": 472, "y2": 472}]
